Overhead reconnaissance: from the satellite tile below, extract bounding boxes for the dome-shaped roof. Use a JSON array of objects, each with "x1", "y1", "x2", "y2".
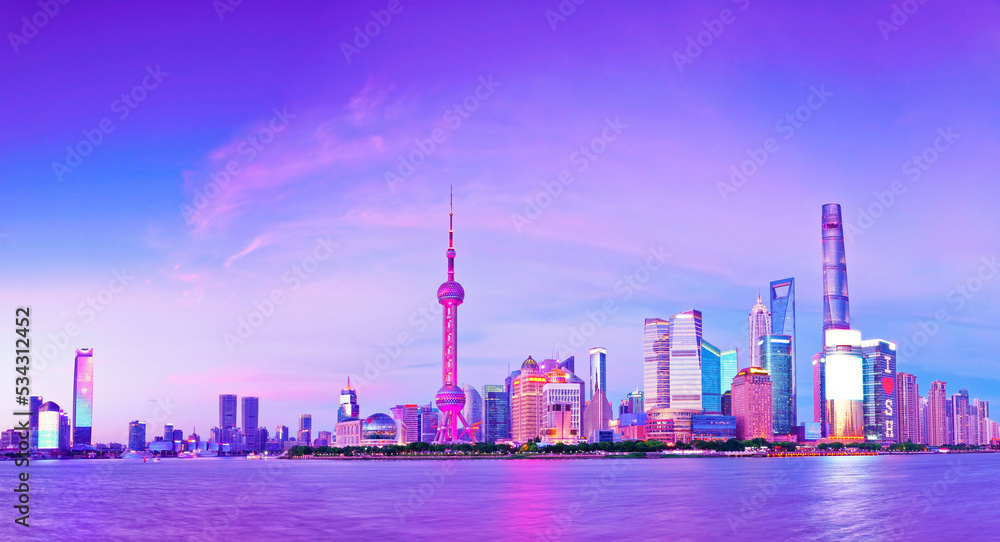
[
  {"x1": 435, "y1": 384, "x2": 466, "y2": 413},
  {"x1": 39, "y1": 401, "x2": 61, "y2": 412},
  {"x1": 362, "y1": 413, "x2": 397, "y2": 441},
  {"x1": 437, "y1": 280, "x2": 465, "y2": 301},
  {"x1": 521, "y1": 356, "x2": 539, "y2": 373}
]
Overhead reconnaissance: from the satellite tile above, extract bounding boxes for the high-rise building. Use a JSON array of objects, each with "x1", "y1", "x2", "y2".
[
  {"x1": 314, "y1": 430, "x2": 331, "y2": 447},
  {"x1": 72, "y1": 348, "x2": 94, "y2": 447},
  {"x1": 769, "y1": 278, "x2": 796, "y2": 416},
  {"x1": 583, "y1": 389, "x2": 613, "y2": 440},
  {"x1": 643, "y1": 318, "x2": 670, "y2": 411},
  {"x1": 920, "y1": 396, "x2": 929, "y2": 445},
  {"x1": 512, "y1": 356, "x2": 546, "y2": 442},
  {"x1": 338, "y1": 378, "x2": 360, "y2": 422},
  {"x1": 823, "y1": 329, "x2": 865, "y2": 440},
  {"x1": 433, "y1": 193, "x2": 476, "y2": 443},
  {"x1": 482, "y1": 384, "x2": 510, "y2": 443},
  {"x1": 952, "y1": 390, "x2": 970, "y2": 445},
  {"x1": 276, "y1": 425, "x2": 289, "y2": 448},
  {"x1": 241, "y1": 397, "x2": 260, "y2": 451},
  {"x1": 419, "y1": 403, "x2": 439, "y2": 443},
  {"x1": 759, "y1": 334, "x2": 795, "y2": 435},
  {"x1": 298, "y1": 414, "x2": 313, "y2": 445},
  {"x1": 860, "y1": 339, "x2": 898, "y2": 444},
  {"x1": 748, "y1": 295, "x2": 771, "y2": 369},
  {"x1": 542, "y1": 403, "x2": 576, "y2": 444},
  {"x1": 462, "y1": 384, "x2": 484, "y2": 442},
  {"x1": 164, "y1": 423, "x2": 174, "y2": 442},
  {"x1": 812, "y1": 354, "x2": 826, "y2": 436},
  {"x1": 219, "y1": 394, "x2": 238, "y2": 444},
  {"x1": 732, "y1": 367, "x2": 773, "y2": 441},
  {"x1": 668, "y1": 310, "x2": 703, "y2": 410},
  {"x1": 821, "y1": 203, "x2": 851, "y2": 337},
  {"x1": 701, "y1": 340, "x2": 722, "y2": 413},
  {"x1": 29, "y1": 396, "x2": 43, "y2": 453},
  {"x1": 38, "y1": 401, "x2": 64, "y2": 451},
  {"x1": 625, "y1": 388, "x2": 645, "y2": 415},
  {"x1": 970, "y1": 399, "x2": 989, "y2": 446},
  {"x1": 543, "y1": 368, "x2": 582, "y2": 440},
  {"x1": 896, "y1": 373, "x2": 921, "y2": 444},
  {"x1": 390, "y1": 404, "x2": 421, "y2": 444},
  {"x1": 128, "y1": 420, "x2": 146, "y2": 451},
  {"x1": 928, "y1": 381, "x2": 948, "y2": 446},
  {"x1": 720, "y1": 348, "x2": 738, "y2": 394},
  {"x1": 721, "y1": 391, "x2": 732, "y2": 416},
  {"x1": 589, "y1": 347, "x2": 607, "y2": 401}
]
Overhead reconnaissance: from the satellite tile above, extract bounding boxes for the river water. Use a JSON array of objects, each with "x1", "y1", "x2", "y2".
[{"x1": 2, "y1": 453, "x2": 996, "y2": 541}]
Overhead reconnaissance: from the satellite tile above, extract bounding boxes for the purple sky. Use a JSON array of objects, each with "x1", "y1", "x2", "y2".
[{"x1": 2, "y1": 1, "x2": 999, "y2": 443}]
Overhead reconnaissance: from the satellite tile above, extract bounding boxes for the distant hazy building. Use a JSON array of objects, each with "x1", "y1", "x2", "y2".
[
  {"x1": 701, "y1": 340, "x2": 722, "y2": 414},
  {"x1": 589, "y1": 347, "x2": 607, "y2": 401},
  {"x1": 298, "y1": 414, "x2": 313, "y2": 445},
  {"x1": 462, "y1": 384, "x2": 483, "y2": 442},
  {"x1": 390, "y1": 404, "x2": 421, "y2": 444},
  {"x1": 896, "y1": 373, "x2": 921, "y2": 444},
  {"x1": 721, "y1": 391, "x2": 732, "y2": 416},
  {"x1": 732, "y1": 367, "x2": 773, "y2": 441},
  {"x1": 720, "y1": 348, "x2": 738, "y2": 394},
  {"x1": 72, "y1": 348, "x2": 95, "y2": 447},
  {"x1": 315, "y1": 431, "x2": 332, "y2": 447},
  {"x1": 482, "y1": 384, "x2": 510, "y2": 443},
  {"x1": 276, "y1": 425, "x2": 289, "y2": 448},
  {"x1": 219, "y1": 394, "x2": 238, "y2": 445},
  {"x1": 643, "y1": 318, "x2": 671, "y2": 411},
  {"x1": 748, "y1": 295, "x2": 771, "y2": 369},
  {"x1": 128, "y1": 420, "x2": 146, "y2": 451},
  {"x1": 583, "y1": 389, "x2": 613, "y2": 440},
  {"x1": 951, "y1": 390, "x2": 970, "y2": 445},
  {"x1": 29, "y1": 396, "x2": 43, "y2": 453},
  {"x1": 861, "y1": 339, "x2": 898, "y2": 444},
  {"x1": 920, "y1": 396, "x2": 929, "y2": 445},
  {"x1": 759, "y1": 334, "x2": 795, "y2": 435},
  {"x1": 626, "y1": 388, "x2": 644, "y2": 415},
  {"x1": 928, "y1": 381, "x2": 948, "y2": 446},
  {"x1": 242, "y1": 397, "x2": 260, "y2": 451},
  {"x1": 338, "y1": 378, "x2": 360, "y2": 422},
  {"x1": 419, "y1": 403, "x2": 439, "y2": 443}
]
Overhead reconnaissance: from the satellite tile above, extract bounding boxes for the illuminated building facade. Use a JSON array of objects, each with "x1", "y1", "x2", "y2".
[
  {"x1": 433, "y1": 193, "x2": 476, "y2": 443},
  {"x1": 861, "y1": 339, "x2": 898, "y2": 444},
  {"x1": 895, "y1": 373, "x2": 921, "y2": 444},
  {"x1": 644, "y1": 408, "x2": 699, "y2": 444},
  {"x1": 72, "y1": 348, "x2": 94, "y2": 447},
  {"x1": 928, "y1": 381, "x2": 948, "y2": 446},
  {"x1": 720, "y1": 348, "x2": 738, "y2": 394},
  {"x1": 691, "y1": 414, "x2": 737, "y2": 441},
  {"x1": 748, "y1": 295, "x2": 771, "y2": 369},
  {"x1": 338, "y1": 378, "x2": 360, "y2": 422},
  {"x1": 543, "y1": 368, "x2": 582, "y2": 439},
  {"x1": 823, "y1": 329, "x2": 865, "y2": 440},
  {"x1": 38, "y1": 401, "x2": 65, "y2": 451},
  {"x1": 29, "y1": 396, "x2": 42, "y2": 453},
  {"x1": 335, "y1": 418, "x2": 362, "y2": 447},
  {"x1": 759, "y1": 334, "x2": 795, "y2": 435},
  {"x1": 812, "y1": 354, "x2": 825, "y2": 436},
  {"x1": 542, "y1": 403, "x2": 576, "y2": 444},
  {"x1": 512, "y1": 357, "x2": 546, "y2": 442},
  {"x1": 732, "y1": 367, "x2": 773, "y2": 441},
  {"x1": 482, "y1": 385, "x2": 510, "y2": 443},
  {"x1": 589, "y1": 347, "x2": 607, "y2": 401},
  {"x1": 390, "y1": 404, "x2": 421, "y2": 444},
  {"x1": 769, "y1": 278, "x2": 796, "y2": 416},
  {"x1": 821, "y1": 203, "x2": 851, "y2": 335},
  {"x1": 701, "y1": 340, "x2": 722, "y2": 414},
  {"x1": 643, "y1": 318, "x2": 670, "y2": 411},
  {"x1": 668, "y1": 310, "x2": 703, "y2": 410}
]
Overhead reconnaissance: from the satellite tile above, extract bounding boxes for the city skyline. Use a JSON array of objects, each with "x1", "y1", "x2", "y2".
[{"x1": 3, "y1": 2, "x2": 999, "y2": 443}]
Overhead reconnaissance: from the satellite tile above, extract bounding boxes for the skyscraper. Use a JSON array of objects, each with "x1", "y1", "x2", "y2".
[
  {"x1": 38, "y1": 402, "x2": 64, "y2": 451},
  {"x1": 701, "y1": 340, "x2": 722, "y2": 413},
  {"x1": 821, "y1": 203, "x2": 851, "y2": 338},
  {"x1": 748, "y1": 295, "x2": 771, "y2": 369},
  {"x1": 626, "y1": 388, "x2": 645, "y2": 415},
  {"x1": 928, "y1": 381, "x2": 948, "y2": 446},
  {"x1": 896, "y1": 373, "x2": 921, "y2": 444},
  {"x1": 812, "y1": 353, "x2": 826, "y2": 436},
  {"x1": 433, "y1": 192, "x2": 476, "y2": 443},
  {"x1": 952, "y1": 390, "x2": 970, "y2": 445},
  {"x1": 823, "y1": 329, "x2": 865, "y2": 440},
  {"x1": 338, "y1": 378, "x2": 360, "y2": 422},
  {"x1": 390, "y1": 404, "x2": 421, "y2": 444},
  {"x1": 860, "y1": 339, "x2": 898, "y2": 444},
  {"x1": 419, "y1": 403, "x2": 439, "y2": 443},
  {"x1": 769, "y1": 278, "x2": 796, "y2": 416},
  {"x1": 128, "y1": 420, "x2": 146, "y2": 451},
  {"x1": 482, "y1": 384, "x2": 510, "y2": 443},
  {"x1": 298, "y1": 414, "x2": 312, "y2": 444},
  {"x1": 72, "y1": 348, "x2": 94, "y2": 447},
  {"x1": 219, "y1": 394, "x2": 237, "y2": 444},
  {"x1": 668, "y1": 310, "x2": 703, "y2": 410},
  {"x1": 731, "y1": 367, "x2": 773, "y2": 441},
  {"x1": 462, "y1": 384, "x2": 484, "y2": 442},
  {"x1": 720, "y1": 348, "x2": 738, "y2": 394},
  {"x1": 29, "y1": 395, "x2": 42, "y2": 453},
  {"x1": 164, "y1": 423, "x2": 174, "y2": 442},
  {"x1": 759, "y1": 334, "x2": 795, "y2": 435},
  {"x1": 512, "y1": 356, "x2": 545, "y2": 442},
  {"x1": 241, "y1": 396, "x2": 260, "y2": 451},
  {"x1": 543, "y1": 368, "x2": 583, "y2": 440},
  {"x1": 276, "y1": 425, "x2": 289, "y2": 448},
  {"x1": 589, "y1": 347, "x2": 607, "y2": 401},
  {"x1": 643, "y1": 318, "x2": 670, "y2": 411},
  {"x1": 582, "y1": 389, "x2": 613, "y2": 439}
]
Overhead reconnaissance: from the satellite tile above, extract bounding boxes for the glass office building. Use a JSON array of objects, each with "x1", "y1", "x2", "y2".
[
  {"x1": 861, "y1": 339, "x2": 898, "y2": 444},
  {"x1": 482, "y1": 384, "x2": 510, "y2": 443},
  {"x1": 769, "y1": 278, "x2": 796, "y2": 421},
  {"x1": 643, "y1": 318, "x2": 670, "y2": 411},
  {"x1": 668, "y1": 310, "x2": 703, "y2": 411},
  {"x1": 589, "y1": 347, "x2": 607, "y2": 401},
  {"x1": 701, "y1": 340, "x2": 722, "y2": 414},
  {"x1": 720, "y1": 348, "x2": 738, "y2": 394},
  {"x1": 821, "y1": 203, "x2": 851, "y2": 335},
  {"x1": 72, "y1": 348, "x2": 94, "y2": 447},
  {"x1": 823, "y1": 329, "x2": 865, "y2": 439},
  {"x1": 760, "y1": 334, "x2": 795, "y2": 435}
]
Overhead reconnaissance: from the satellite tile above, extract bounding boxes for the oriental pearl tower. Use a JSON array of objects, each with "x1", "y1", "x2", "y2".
[{"x1": 433, "y1": 190, "x2": 477, "y2": 443}]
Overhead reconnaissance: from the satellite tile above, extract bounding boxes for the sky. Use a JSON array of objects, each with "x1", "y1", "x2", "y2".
[{"x1": 1, "y1": 0, "x2": 999, "y2": 444}]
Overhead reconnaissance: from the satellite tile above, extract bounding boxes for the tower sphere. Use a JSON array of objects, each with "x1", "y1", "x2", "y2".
[
  {"x1": 437, "y1": 280, "x2": 465, "y2": 302},
  {"x1": 435, "y1": 384, "x2": 467, "y2": 414}
]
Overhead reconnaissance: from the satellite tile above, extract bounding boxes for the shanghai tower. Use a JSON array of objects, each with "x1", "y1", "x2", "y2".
[
  {"x1": 821, "y1": 203, "x2": 850, "y2": 342},
  {"x1": 433, "y1": 190, "x2": 477, "y2": 443}
]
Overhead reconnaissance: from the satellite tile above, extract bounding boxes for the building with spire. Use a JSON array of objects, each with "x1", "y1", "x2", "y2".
[
  {"x1": 433, "y1": 190, "x2": 476, "y2": 443},
  {"x1": 748, "y1": 295, "x2": 771, "y2": 369},
  {"x1": 338, "y1": 378, "x2": 359, "y2": 422}
]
